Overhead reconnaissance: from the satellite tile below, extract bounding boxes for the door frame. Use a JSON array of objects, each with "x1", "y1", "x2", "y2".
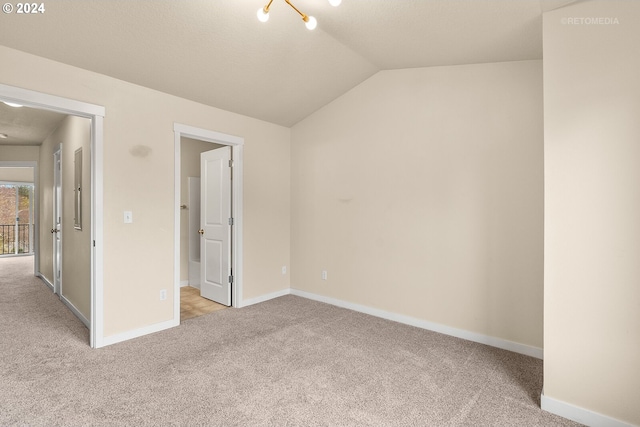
[
  {"x1": 52, "y1": 146, "x2": 62, "y2": 296},
  {"x1": 173, "y1": 123, "x2": 244, "y2": 322},
  {"x1": 0, "y1": 83, "x2": 105, "y2": 348},
  {"x1": 187, "y1": 176, "x2": 201, "y2": 288}
]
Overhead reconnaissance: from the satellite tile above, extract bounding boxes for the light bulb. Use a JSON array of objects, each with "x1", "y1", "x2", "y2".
[
  {"x1": 328, "y1": 0, "x2": 341, "y2": 6},
  {"x1": 305, "y1": 15, "x2": 317, "y2": 30},
  {"x1": 257, "y1": 7, "x2": 269, "y2": 23}
]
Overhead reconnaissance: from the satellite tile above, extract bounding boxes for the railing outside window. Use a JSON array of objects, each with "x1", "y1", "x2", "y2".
[
  {"x1": 0, "y1": 223, "x2": 33, "y2": 255},
  {"x1": 0, "y1": 183, "x2": 34, "y2": 256}
]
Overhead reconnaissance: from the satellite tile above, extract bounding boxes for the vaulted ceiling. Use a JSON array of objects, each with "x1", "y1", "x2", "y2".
[{"x1": 0, "y1": 0, "x2": 575, "y2": 129}]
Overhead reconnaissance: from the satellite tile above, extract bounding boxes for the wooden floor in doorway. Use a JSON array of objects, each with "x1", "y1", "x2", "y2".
[{"x1": 180, "y1": 286, "x2": 227, "y2": 321}]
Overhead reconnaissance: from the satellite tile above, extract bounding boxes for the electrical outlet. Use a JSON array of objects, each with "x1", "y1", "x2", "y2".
[
  {"x1": 282, "y1": 266, "x2": 287, "y2": 275},
  {"x1": 321, "y1": 270, "x2": 327, "y2": 280},
  {"x1": 159, "y1": 289, "x2": 167, "y2": 301}
]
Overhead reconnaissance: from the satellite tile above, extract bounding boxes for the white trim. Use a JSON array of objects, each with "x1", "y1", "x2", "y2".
[
  {"x1": 240, "y1": 288, "x2": 291, "y2": 308},
  {"x1": 61, "y1": 295, "x2": 90, "y2": 328},
  {"x1": 34, "y1": 163, "x2": 40, "y2": 275},
  {"x1": 541, "y1": 392, "x2": 636, "y2": 427},
  {"x1": 0, "y1": 83, "x2": 104, "y2": 118},
  {"x1": 52, "y1": 146, "x2": 62, "y2": 297},
  {"x1": 91, "y1": 116, "x2": 104, "y2": 348},
  {"x1": 37, "y1": 273, "x2": 88, "y2": 330},
  {"x1": 180, "y1": 280, "x2": 189, "y2": 287},
  {"x1": 37, "y1": 273, "x2": 54, "y2": 291},
  {"x1": 100, "y1": 318, "x2": 179, "y2": 348},
  {"x1": 174, "y1": 123, "x2": 244, "y2": 146},
  {"x1": 0, "y1": 83, "x2": 105, "y2": 349},
  {"x1": 290, "y1": 288, "x2": 544, "y2": 359},
  {"x1": 232, "y1": 146, "x2": 244, "y2": 307},
  {"x1": 0, "y1": 180, "x2": 33, "y2": 184},
  {"x1": 173, "y1": 123, "x2": 244, "y2": 323},
  {"x1": 174, "y1": 129, "x2": 181, "y2": 331}
]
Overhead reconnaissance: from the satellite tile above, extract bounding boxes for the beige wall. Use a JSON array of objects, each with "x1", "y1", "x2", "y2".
[
  {"x1": 38, "y1": 115, "x2": 92, "y2": 320},
  {"x1": 62, "y1": 116, "x2": 91, "y2": 319},
  {"x1": 60, "y1": 117, "x2": 92, "y2": 317},
  {"x1": 543, "y1": 1, "x2": 640, "y2": 425},
  {"x1": 291, "y1": 60, "x2": 544, "y2": 349},
  {"x1": 0, "y1": 145, "x2": 39, "y2": 162},
  {"x1": 0, "y1": 167, "x2": 34, "y2": 182},
  {"x1": 0, "y1": 45, "x2": 291, "y2": 337},
  {"x1": 179, "y1": 137, "x2": 223, "y2": 283}
]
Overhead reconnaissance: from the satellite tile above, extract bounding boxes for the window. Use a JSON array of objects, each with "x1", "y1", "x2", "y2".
[{"x1": 0, "y1": 184, "x2": 34, "y2": 255}]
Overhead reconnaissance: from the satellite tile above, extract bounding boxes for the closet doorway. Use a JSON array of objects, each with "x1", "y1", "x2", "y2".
[
  {"x1": 179, "y1": 138, "x2": 228, "y2": 320},
  {"x1": 173, "y1": 123, "x2": 245, "y2": 324}
]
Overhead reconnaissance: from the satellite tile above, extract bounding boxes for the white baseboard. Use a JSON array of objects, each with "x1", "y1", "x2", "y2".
[
  {"x1": 240, "y1": 288, "x2": 291, "y2": 308},
  {"x1": 37, "y1": 273, "x2": 90, "y2": 329},
  {"x1": 541, "y1": 392, "x2": 636, "y2": 427},
  {"x1": 180, "y1": 280, "x2": 189, "y2": 287},
  {"x1": 99, "y1": 288, "x2": 289, "y2": 347},
  {"x1": 290, "y1": 288, "x2": 543, "y2": 359},
  {"x1": 99, "y1": 318, "x2": 179, "y2": 348},
  {"x1": 37, "y1": 273, "x2": 54, "y2": 291},
  {"x1": 61, "y1": 295, "x2": 90, "y2": 328}
]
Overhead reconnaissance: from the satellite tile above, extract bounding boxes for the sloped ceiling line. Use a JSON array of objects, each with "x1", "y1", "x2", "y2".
[{"x1": 0, "y1": 0, "x2": 575, "y2": 128}]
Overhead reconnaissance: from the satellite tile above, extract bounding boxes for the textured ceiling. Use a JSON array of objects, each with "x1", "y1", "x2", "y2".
[
  {"x1": 0, "y1": 103, "x2": 66, "y2": 146},
  {"x1": 0, "y1": 0, "x2": 576, "y2": 129}
]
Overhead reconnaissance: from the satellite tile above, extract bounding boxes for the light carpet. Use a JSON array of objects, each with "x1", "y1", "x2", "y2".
[{"x1": 0, "y1": 256, "x2": 581, "y2": 426}]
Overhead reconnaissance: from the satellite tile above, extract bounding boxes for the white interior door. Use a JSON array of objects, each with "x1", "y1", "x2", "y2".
[
  {"x1": 199, "y1": 146, "x2": 231, "y2": 306},
  {"x1": 53, "y1": 148, "x2": 62, "y2": 296}
]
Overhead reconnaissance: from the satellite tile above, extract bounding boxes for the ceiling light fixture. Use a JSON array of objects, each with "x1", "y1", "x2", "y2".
[
  {"x1": 257, "y1": 0, "x2": 338, "y2": 30},
  {"x1": 0, "y1": 133, "x2": 8, "y2": 139},
  {"x1": 3, "y1": 101, "x2": 23, "y2": 108}
]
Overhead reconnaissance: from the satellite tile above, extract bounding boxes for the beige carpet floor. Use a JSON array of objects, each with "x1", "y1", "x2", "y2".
[{"x1": 0, "y1": 256, "x2": 582, "y2": 426}]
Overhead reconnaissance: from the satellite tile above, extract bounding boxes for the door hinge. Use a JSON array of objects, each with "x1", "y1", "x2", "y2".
[
  {"x1": 229, "y1": 275, "x2": 234, "y2": 284},
  {"x1": 229, "y1": 159, "x2": 234, "y2": 168},
  {"x1": 228, "y1": 217, "x2": 234, "y2": 226},
  {"x1": 93, "y1": 240, "x2": 96, "y2": 247}
]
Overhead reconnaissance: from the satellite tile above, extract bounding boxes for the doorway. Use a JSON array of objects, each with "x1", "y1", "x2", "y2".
[
  {"x1": 0, "y1": 83, "x2": 105, "y2": 348},
  {"x1": 179, "y1": 138, "x2": 229, "y2": 321},
  {"x1": 173, "y1": 123, "x2": 245, "y2": 324}
]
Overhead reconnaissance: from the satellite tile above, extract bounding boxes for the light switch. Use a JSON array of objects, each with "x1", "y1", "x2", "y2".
[{"x1": 124, "y1": 211, "x2": 133, "y2": 223}]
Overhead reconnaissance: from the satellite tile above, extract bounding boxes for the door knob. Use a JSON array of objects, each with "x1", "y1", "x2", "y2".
[{"x1": 198, "y1": 229, "x2": 204, "y2": 235}]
